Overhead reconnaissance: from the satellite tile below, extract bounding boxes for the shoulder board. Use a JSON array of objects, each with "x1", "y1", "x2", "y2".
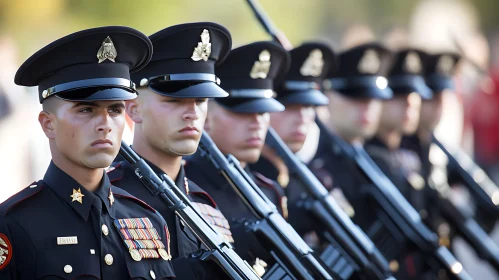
[
  {"x1": 187, "y1": 179, "x2": 217, "y2": 208},
  {"x1": 107, "y1": 161, "x2": 125, "y2": 183},
  {"x1": 111, "y1": 186, "x2": 156, "y2": 213},
  {"x1": 0, "y1": 181, "x2": 44, "y2": 217}
]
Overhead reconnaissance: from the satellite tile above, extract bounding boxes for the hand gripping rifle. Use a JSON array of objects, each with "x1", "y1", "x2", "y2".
[
  {"x1": 119, "y1": 142, "x2": 261, "y2": 280},
  {"x1": 315, "y1": 119, "x2": 473, "y2": 280},
  {"x1": 265, "y1": 128, "x2": 395, "y2": 280},
  {"x1": 197, "y1": 133, "x2": 336, "y2": 280}
]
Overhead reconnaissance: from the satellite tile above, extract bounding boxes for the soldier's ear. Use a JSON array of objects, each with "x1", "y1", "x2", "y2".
[
  {"x1": 125, "y1": 99, "x2": 142, "y2": 124},
  {"x1": 204, "y1": 113, "x2": 211, "y2": 132},
  {"x1": 38, "y1": 110, "x2": 55, "y2": 139}
]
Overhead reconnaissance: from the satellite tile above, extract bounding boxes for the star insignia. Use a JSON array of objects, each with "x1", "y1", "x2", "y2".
[
  {"x1": 108, "y1": 188, "x2": 114, "y2": 206},
  {"x1": 70, "y1": 188, "x2": 85, "y2": 204}
]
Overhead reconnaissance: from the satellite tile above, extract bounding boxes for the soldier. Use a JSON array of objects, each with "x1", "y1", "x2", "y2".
[
  {"x1": 107, "y1": 22, "x2": 234, "y2": 279},
  {"x1": 0, "y1": 27, "x2": 175, "y2": 279},
  {"x1": 185, "y1": 41, "x2": 289, "y2": 273},
  {"x1": 249, "y1": 42, "x2": 335, "y2": 241}
]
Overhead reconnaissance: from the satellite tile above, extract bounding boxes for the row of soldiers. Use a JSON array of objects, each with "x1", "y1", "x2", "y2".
[{"x1": 0, "y1": 19, "x2": 496, "y2": 280}]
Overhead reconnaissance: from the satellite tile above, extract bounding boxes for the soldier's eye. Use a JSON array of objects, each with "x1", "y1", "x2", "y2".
[
  {"x1": 195, "y1": 98, "x2": 208, "y2": 104},
  {"x1": 109, "y1": 108, "x2": 123, "y2": 114},
  {"x1": 79, "y1": 107, "x2": 93, "y2": 113}
]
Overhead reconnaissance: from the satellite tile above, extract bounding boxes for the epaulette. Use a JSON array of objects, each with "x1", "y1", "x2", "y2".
[
  {"x1": 110, "y1": 186, "x2": 156, "y2": 213},
  {"x1": 107, "y1": 161, "x2": 125, "y2": 183},
  {"x1": 187, "y1": 179, "x2": 217, "y2": 208},
  {"x1": 0, "y1": 181, "x2": 44, "y2": 217}
]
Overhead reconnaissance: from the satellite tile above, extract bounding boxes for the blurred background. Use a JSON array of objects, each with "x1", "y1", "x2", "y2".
[{"x1": 1, "y1": 0, "x2": 499, "y2": 277}]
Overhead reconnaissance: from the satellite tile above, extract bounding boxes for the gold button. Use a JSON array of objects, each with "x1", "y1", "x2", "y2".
[
  {"x1": 104, "y1": 254, "x2": 113, "y2": 265},
  {"x1": 102, "y1": 224, "x2": 109, "y2": 236},
  {"x1": 64, "y1": 265, "x2": 72, "y2": 274},
  {"x1": 389, "y1": 260, "x2": 399, "y2": 272},
  {"x1": 150, "y1": 270, "x2": 156, "y2": 279}
]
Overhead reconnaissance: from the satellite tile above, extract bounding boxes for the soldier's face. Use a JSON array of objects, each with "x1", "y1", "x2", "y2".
[
  {"x1": 270, "y1": 104, "x2": 316, "y2": 153},
  {"x1": 128, "y1": 89, "x2": 207, "y2": 156},
  {"x1": 40, "y1": 99, "x2": 126, "y2": 169},
  {"x1": 206, "y1": 103, "x2": 270, "y2": 164},
  {"x1": 327, "y1": 92, "x2": 382, "y2": 140},
  {"x1": 379, "y1": 93, "x2": 421, "y2": 134},
  {"x1": 420, "y1": 91, "x2": 444, "y2": 131}
]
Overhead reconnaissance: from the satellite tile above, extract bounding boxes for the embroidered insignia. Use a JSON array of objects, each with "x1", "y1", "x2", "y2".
[
  {"x1": 252, "y1": 258, "x2": 268, "y2": 277},
  {"x1": 97, "y1": 36, "x2": 117, "y2": 63},
  {"x1": 192, "y1": 202, "x2": 234, "y2": 244},
  {"x1": 250, "y1": 50, "x2": 271, "y2": 79},
  {"x1": 191, "y1": 29, "x2": 211, "y2": 62},
  {"x1": 0, "y1": 234, "x2": 12, "y2": 270},
  {"x1": 404, "y1": 51, "x2": 422, "y2": 74},
  {"x1": 437, "y1": 55, "x2": 455, "y2": 75},
  {"x1": 70, "y1": 188, "x2": 85, "y2": 204},
  {"x1": 300, "y1": 49, "x2": 324, "y2": 77},
  {"x1": 114, "y1": 218, "x2": 171, "y2": 261},
  {"x1": 108, "y1": 188, "x2": 115, "y2": 206},
  {"x1": 358, "y1": 49, "x2": 380, "y2": 74}
]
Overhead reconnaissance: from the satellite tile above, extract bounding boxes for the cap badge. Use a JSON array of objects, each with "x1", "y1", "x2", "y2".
[
  {"x1": 97, "y1": 36, "x2": 117, "y2": 63},
  {"x1": 437, "y1": 55, "x2": 455, "y2": 75},
  {"x1": 300, "y1": 49, "x2": 324, "y2": 77},
  {"x1": 250, "y1": 50, "x2": 272, "y2": 79},
  {"x1": 358, "y1": 49, "x2": 380, "y2": 74},
  {"x1": 70, "y1": 188, "x2": 85, "y2": 204},
  {"x1": 404, "y1": 51, "x2": 422, "y2": 74},
  {"x1": 191, "y1": 29, "x2": 212, "y2": 62}
]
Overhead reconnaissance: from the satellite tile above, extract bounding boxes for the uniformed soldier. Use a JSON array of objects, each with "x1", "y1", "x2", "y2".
[
  {"x1": 0, "y1": 27, "x2": 175, "y2": 279},
  {"x1": 185, "y1": 41, "x2": 289, "y2": 273},
  {"x1": 107, "y1": 22, "x2": 234, "y2": 279},
  {"x1": 249, "y1": 42, "x2": 336, "y2": 242},
  {"x1": 308, "y1": 43, "x2": 435, "y2": 279}
]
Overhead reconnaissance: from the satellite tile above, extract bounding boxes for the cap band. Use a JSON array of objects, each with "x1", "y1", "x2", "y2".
[
  {"x1": 229, "y1": 89, "x2": 275, "y2": 98},
  {"x1": 42, "y1": 77, "x2": 136, "y2": 100},
  {"x1": 281, "y1": 81, "x2": 320, "y2": 91},
  {"x1": 140, "y1": 73, "x2": 220, "y2": 87}
]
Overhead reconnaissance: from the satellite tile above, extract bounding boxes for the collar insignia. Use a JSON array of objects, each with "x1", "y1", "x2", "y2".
[
  {"x1": 97, "y1": 36, "x2": 117, "y2": 63},
  {"x1": 250, "y1": 50, "x2": 272, "y2": 79},
  {"x1": 108, "y1": 188, "x2": 115, "y2": 207},
  {"x1": 300, "y1": 49, "x2": 324, "y2": 77},
  {"x1": 191, "y1": 29, "x2": 211, "y2": 62},
  {"x1": 70, "y1": 188, "x2": 85, "y2": 204}
]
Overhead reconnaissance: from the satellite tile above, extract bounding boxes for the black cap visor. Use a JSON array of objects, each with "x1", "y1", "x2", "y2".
[
  {"x1": 216, "y1": 97, "x2": 284, "y2": 113},
  {"x1": 54, "y1": 86, "x2": 137, "y2": 102},
  {"x1": 149, "y1": 80, "x2": 228, "y2": 98},
  {"x1": 277, "y1": 89, "x2": 329, "y2": 106},
  {"x1": 389, "y1": 75, "x2": 433, "y2": 100},
  {"x1": 328, "y1": 76, "x2": 393, "y2": 100},
  {"x1": 426, "y1": 74, "x2": 455, "y2": 93}
]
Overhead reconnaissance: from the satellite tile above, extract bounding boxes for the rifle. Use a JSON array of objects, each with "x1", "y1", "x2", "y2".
[
  {"x1": 315, "y1": 119, "x2": 472, "y2": 280},
  {"x1": 265, "y1": 127, "x2": 394, "y2": 280},
  {"x1": 432, "y1": 136, "x2": 499, "y2": 216},
  {"x1": 197, "y1": 133, "x2": 336, "y2": 280},
  {"x1": 118, "y1": 142, "x2": 261, "y2": 280}
]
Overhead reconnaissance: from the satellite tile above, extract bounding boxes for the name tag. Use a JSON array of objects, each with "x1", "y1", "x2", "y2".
[{"x1": 57, "y1": 236, "x2": 78, "y2": 245}]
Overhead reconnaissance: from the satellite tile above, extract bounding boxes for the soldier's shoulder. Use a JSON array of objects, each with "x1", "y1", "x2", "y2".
[
  {"x1": 111, "y1": 186, "x2": 158, "y2": 214},
  {"x1": 106, "y1": 161, "x2": 127, "y2": 183},
  {"x1": 186, "y1": 178, "x2": 218, "y2": 208},
  {"x1": 0, "y1": 181, "x2": 46, "y2": 218}
]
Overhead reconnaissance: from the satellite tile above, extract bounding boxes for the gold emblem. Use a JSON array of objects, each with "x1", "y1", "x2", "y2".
[
  {"x1": 158, "y1": 248, "x2": 171, "y2": 261},
  {"x1": 358, "y1": 49, "x2": 380, "y2": 74},
  {"x1": 281, "y1": 196, "x2": 288, "y2": 220},
  {"x1": 437, "y1": 55, "x2": 455, "y2": 75},
  {"x1": 407, "y1": 172, "x2": 425, "y2": 190},
  {"x1": 277, "y1": 173, "x2": 289, "y2": 188},
  {"x1": 191, "y1": 29, "x2": 211, "y2": 62},
  {"x1": 404, "y1": 51, "x2": 422, "y2": 74},
  {"x1": 300, "y1": 49, "x2": 324, "y2": 77},
  {"x1": 330, "y1": 188, "x2": 355, "y2": 218},
  {"x1": 108, "y1": 189, "x2": 114, "y2": 207},
  {"x1": 250, "y1": 50, "x2": 272, "y2": 79},
  {"x1": 389, "y1": 260, "x2": 399, "y2": 272},
  {"x1": 0, "y1": 234, "x2": 11, "y2": 269},
  {"x1": 252, "y1": 258, "x2": 268, "y2": 277},
  {"x1": 104, "y1": 254, "x2": 113, "y2": 265},
  {"x1": 70, "y1": 188, "x2": 85, "y2": 204},
  {"x1": 97, "y1": 36, "x2": 117, "y2": 63},
  {"x1": 64, "y1": 265, "x2": 72, "y2": 274},
  {"x1": 130, "y1": 249, "x2": 142, "y2": 261}
]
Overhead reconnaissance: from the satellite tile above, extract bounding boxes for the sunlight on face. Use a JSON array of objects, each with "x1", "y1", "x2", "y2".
[
  {"x1": 420, "y1": 91, "x2": 445, "y2": 131},
  {"x1": 270, "y1": 104, "x2": 316, "y2": 153},
  {"x1": 378, "y1": 93, "x2": 422, "y2": 134}
]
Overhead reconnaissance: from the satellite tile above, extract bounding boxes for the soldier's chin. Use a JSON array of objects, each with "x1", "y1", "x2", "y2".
[
  {"x1": 82, "y1": 154, "x2": 115, "y2": 169},
  {"x1": 236, "y1": 149, "x2": 262, "y2": 164}
]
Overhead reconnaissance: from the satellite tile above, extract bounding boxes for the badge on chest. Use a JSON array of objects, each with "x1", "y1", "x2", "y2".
[{"x1": 114, "y1": 218, "x2": 171, "y2": 262}]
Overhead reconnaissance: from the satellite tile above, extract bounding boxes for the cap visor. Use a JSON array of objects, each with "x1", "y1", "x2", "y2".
[
  {"x1": 427, "y1": 78, "x2": 455, "y2": 93},
  {"x1": 149, "y1": 81, "x2": 228, "y2": 98},
  {"x1": 217, "y1": 97, "x2": 285, "y2": 113},
  {"x1": 391, "y1": 83, "x2": 433, "y2": 100},
  {"x1": 338, "y1": 86, "x2": 393, "y2": 100},
  {"x1": 55, "y1": 87, "x2": 137, "y2": 102},
  {"x1": 277, "y1": 90, "x2": 329, "y2": 106}
]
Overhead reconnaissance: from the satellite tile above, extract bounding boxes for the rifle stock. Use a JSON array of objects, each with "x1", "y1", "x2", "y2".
[{"x1": 119, "y1": 141, "x2": 261, "y2": 280}]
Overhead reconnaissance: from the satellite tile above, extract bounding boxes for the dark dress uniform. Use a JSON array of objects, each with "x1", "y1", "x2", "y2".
[
  {"x1": 186, "y1": 41, "x2": 289, "y2": 273},
  {"x1": 0, "y1": 26, "x2": 175, "y2": 279},
  {"x1": 109, "y1": 22, "x2": 234, "y2": 280}
]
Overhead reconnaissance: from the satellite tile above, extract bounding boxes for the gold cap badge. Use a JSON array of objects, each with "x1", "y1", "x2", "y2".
[
  {"x1": 191, "y1": 29, "x2": 211, "y2": 62},
  {"x1": 300, "y1": 49, "x2": 324, "y2": 77},
  {"x1": 70, "y1": 188, "x2": 85, "y2": 204},
  {"x1": 437, "y1": 55, "x2": 455, "y2": 75},
  {"x1": 108, "y1": 188, "x2": 114, "y2": 206},
  {"x1": 250, "y1": 50, "x2": 272, "y2": 79},
  {"x1": 358, "y1": 49, "x2": 380, "y2": 74},
  {"x1": 404, "y1": 51, "x2": 422, "y2": 74},
  {"x1": 97, "y1": 36, "x2": 117, "y2": 63}
]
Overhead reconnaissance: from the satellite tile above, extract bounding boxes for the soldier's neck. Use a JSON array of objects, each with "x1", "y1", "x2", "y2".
[
  {"x1": 417, "y1": 128, "x2": 433, "y2": 145},
  {"x1": 376, "y1": 128, "x2": 402, "y2": 150},
  {"x1": 51, "y1": 153, "x2": 103, "y2": 192},
  {"x1": 132, "y1": 138, "x2": 181, "y2": 181},
  {"x1": 261, "y1": 146, "x2": 288, "y2": 175}
]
